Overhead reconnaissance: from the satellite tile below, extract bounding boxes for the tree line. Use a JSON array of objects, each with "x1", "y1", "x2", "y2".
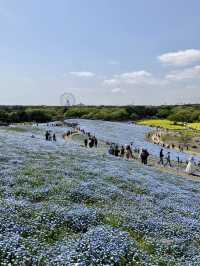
[
  {"x1": 64, "y1": 105, "x2": 200, "y2": 123},
  {"x1": 0, "y1": 106, "x2": 65, "y2": 124},
  {"x1": 0, "y1": 105, "x2": 200, "y2": 124}
]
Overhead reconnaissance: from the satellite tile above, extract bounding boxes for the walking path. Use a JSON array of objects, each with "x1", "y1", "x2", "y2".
[{"x1": 63, "y1": 128, "x2": 200, "y2": 181}]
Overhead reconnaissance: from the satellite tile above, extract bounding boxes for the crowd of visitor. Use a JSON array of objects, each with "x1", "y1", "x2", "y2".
[
  {"x1": 62, "y1": 127, "x2": 98, "y2": 149},
  {"x1": 78, "y1": 125, "x2": 199, "y2": 174},
  {"x1": 45, "y1": 131, "x2": 56, "y2": 141},
  {"x1": 43, "y1": 123, "x2": 199, "y2": 176},
  {"x1": 151, "y1": 132, "x2": 189, "y2": 152},
  {"x1": 84, "y1": 136, "x2": 98, "y2": 148}
]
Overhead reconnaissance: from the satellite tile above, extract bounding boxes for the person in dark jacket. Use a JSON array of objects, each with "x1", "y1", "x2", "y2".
[
  {"x1": 45, "y1": 131, "x2": 49, "y2": 141},
  {"x1": 144, "y1": 149, "x2": 149, "y2": 165},
  {"x1": 94, "y1": 137, "x2": 98, "y2": 148},
  {"x1": 126, "y1": 145, "x2": 133, "y2": 160},
  {"x1": 141, "y1": 149, "x2": 149, "y2": 165},
  {"x1": 89, "y1": 137, "x2": 94, "y2": 148},
  {"x1": 120, "y1": 146, "x2": 125, "y2": 158},
  {"x1": 159, "y1": 148, "x2": 164, "y2": 165},
  {"x1": 108, "y1": 145, "x2": 114, "y2": 155},
  {"x1": 84, "y1": 138, "x2": 88, "y2": 147},
  {"x1": 114, "y1": 145, "x2": 120, "y2": 157},
  {"x1": 165, "y1": 152, "x2": 172, "y2": 167}
]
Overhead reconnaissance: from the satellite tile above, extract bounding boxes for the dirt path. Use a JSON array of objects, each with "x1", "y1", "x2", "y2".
[{"x1": 65, "y1": 131, "x2": 200, "y2": 181}]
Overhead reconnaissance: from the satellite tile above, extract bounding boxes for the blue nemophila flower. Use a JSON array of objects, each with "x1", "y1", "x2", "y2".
[{"x1": 0, "y1": 121, "x2": 200, "y2": 264}]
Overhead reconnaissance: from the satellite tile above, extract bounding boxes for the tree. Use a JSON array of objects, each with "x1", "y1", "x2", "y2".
[
  {"x1": 27, "y1": 110, "x2": 51, "y2": 123},
  {"x1": 168, "y1": 110, "x2": 192, "y2": 123}
]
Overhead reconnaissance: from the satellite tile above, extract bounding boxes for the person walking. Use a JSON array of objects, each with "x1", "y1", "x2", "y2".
[
  {"x1": 143, "y1": 149, "x2": 149, "y2": 165},
  {"x1": 94, "y1": 137, "x2": 98, "y2": 148},
  {"x1": 138, "y1": 148, "x2": 142, "y2": 160},
  {"x1": 49, "y1": 133, "x2": 52, "y2": 141},
  {"x1": 114, "y1": 145, "x2": 120, "y2": 157},
  {"x1": 140, "y1": 149, "x2": 149, "y2": 165},
  {"x1": 84, "y1": 138, "x2": 88, "y2": 147},
  {"x1": 177, "y1": 156, "x2": 180, "y2": 166},
  {"x1": 89, "y1": 137, "x2": 94, "y2": 148},
  {"x1": 127, "y1": 145, "x2": 133, "y2": 160},
  {"x1": 45, "y1": 131, "x2": 49, "y2": 141},
  {"x1": 159, "y1": 148, "x2": 164, "y2": 165},
  {"x1": 120, "y1": 146, "x2": 125, "y2": 158},
  {"x1": 140, "y1": 149, "x2": 145, "y2": 164},
  {"x1": 165, "y1": 152, "x2": 172, "y2": 167},
  {"x1": 108, "y1": 144, "x2": 114, "y2": 155},
  {"x1": 53, "y1": 133, "x2": 56, "y2": 141},
  {"x1": 185, "y1": 157, "x2": 195, "y2": 175}
]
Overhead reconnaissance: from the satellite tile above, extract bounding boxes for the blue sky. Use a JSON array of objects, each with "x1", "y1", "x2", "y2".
[{"x1": 0, "y1": 0, "x2": 200, "y2": 105}]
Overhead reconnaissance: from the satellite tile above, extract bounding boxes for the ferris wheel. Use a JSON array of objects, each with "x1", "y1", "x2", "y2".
[{"x1": 60, "y1": 93, "x2": 76, "y2": 107}]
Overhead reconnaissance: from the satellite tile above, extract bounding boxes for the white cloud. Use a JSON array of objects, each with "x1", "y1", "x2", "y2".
[
  {"x1": 104, "y1": 70, "x2": 166, "y2": 86},
  {"x1": 158, "y1": 49, "x2": 200, "y2": 66},
  {"x1": 69, "y1": 71, "x2": 95, "y2": 77},
  {"x1": 103, "y1": 78, "x2": 120, "y2": 85},
  {"x1": 166, "y1": 65, "x2": 200, "y2": 81},
  {"x1": 115, "y1": 70, "x2": 152, "y2": 84},
  {"x1": 111, "y1": 87, "x2": 125, "y2": 93}
]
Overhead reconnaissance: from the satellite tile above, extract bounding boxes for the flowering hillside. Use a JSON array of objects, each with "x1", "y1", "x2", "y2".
[{"x1": 0, "y1": 123, "x2": 200, "y2": 265}]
